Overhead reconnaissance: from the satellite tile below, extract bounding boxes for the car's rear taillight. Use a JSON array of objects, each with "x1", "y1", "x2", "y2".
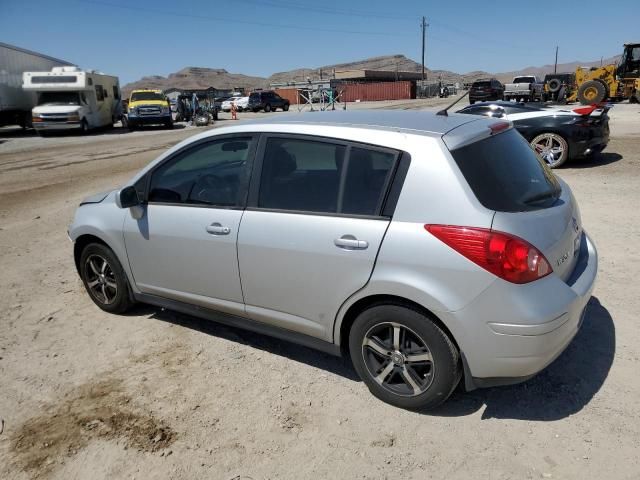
[{"x1": 425, "y1": 225, "x2": 552, "y2": 284}]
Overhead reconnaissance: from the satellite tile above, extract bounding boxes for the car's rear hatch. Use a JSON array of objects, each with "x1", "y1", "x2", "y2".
[{"x1": 444, "y1": 126, "x2": 582, "y2": 282}]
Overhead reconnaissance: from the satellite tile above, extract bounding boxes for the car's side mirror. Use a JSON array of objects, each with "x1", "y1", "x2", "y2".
[{"x1": 118, "y1": 185, "x2": 140, "y2": 208}]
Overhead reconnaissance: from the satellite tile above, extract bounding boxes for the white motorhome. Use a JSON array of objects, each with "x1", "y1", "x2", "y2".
[
  {"x1": 23, "y1": 66, "x2": 121, "y2": 134},
  {"x1": 0, "y1": 42, "x2": 73, "y2": 128}
]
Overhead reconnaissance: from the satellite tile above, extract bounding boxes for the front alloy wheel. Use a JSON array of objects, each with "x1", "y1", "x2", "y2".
[
  {"x1": 80, "y1": 243, "x2": 133, "y2": 313},
  {"x1": 84, "y1": 254, "x2": 118, "y2": 305},
  {"x1": 531, "y1": 132, "x2": 569, "y2": 168}
]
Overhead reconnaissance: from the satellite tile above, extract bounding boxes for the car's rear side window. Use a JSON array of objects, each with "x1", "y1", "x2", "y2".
[
  {"x1": 257, "y1": 137, "x2": 397, "y2": 216},
  {"x1": 450, "y1": 129, "x2": 561, "y2": 212}
]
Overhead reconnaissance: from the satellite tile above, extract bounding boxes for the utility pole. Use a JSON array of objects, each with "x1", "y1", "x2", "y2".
[
  {"x1": 554, "y1": 46, "x2": 558, "y2": 74},
  {"x1": 421, "y1": 16, "x2": 428, "y2": 81}
]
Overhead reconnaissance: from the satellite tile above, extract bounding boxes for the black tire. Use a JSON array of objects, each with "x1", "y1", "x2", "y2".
[
  {"x1": 578, "y1": 80, "x2": 607, "y2": 105},
  {"x1": 164, "y1": 120, "x2": 174, "y2": 129},
  {"x1": 283, "y1": 103, "x2": 289, "y2": 111},
  {"x1": 469, "y1": 100, "x2": 475, "y2": 105},
  {"x1": 80, "y1": 119, "x2": 89, "y2": 134},
  {"x1": 80, "y1": 243, "x2": 134, "y2": 314},
  {"x1": 547, "y1": 78, "x2": 562, "y2": 93},
  {"x1": 264, "y1": 103, "x2": 272, "y2": 112},
  {"x1": 349, "y1": 304, "x2": 461, "y2": 410}
]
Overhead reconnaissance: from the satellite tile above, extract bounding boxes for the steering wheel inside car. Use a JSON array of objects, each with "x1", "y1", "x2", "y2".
[{"x1": 187, "y1": 174, "x2": 226, "y2": 204}]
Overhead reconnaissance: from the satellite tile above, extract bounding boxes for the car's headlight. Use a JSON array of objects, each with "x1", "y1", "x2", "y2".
[
  {"x1": 162, "y1": 106, "x2": 170, "y2": 114},
  {"x1": 128, "y1": 108, "x2": 136, "y2": 115},
  {"x1": 68, "y1": 113, "x2": 80, "y2": 121}
]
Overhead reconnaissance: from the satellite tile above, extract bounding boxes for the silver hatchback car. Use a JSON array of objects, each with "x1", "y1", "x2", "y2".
[{"x1": 69, "y1": 110, "x2": 597, "y2": 409}]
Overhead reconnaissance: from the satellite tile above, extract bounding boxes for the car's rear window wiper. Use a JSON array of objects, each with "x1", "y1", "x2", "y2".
[{"x1": 522, "y1": 189, "x2": 559, "y2": 205}]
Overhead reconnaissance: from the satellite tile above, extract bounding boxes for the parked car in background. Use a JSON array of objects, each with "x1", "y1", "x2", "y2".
[
  {"x1": 221, "y1": 96, "x2": 248, "y2": 112},
  {"x1": 504, "y1": 75, "x2": 545, "y2": 102},
  {"x1": 69, "y1": 110, "x2": 597, "y2": 410},
  {"x1": 457, "y1": 101, "x2": 610, "y2": 167},
  {"x1": 127, "y1": 89, "x2": 173, "y2": 130},
  {"x1": 248, "y1": 90, "x2": 290, "y2": 112},
  {"x1": 469, "y1": 78, "x2": 504, "y2": 104},
  {"x1": 220, "y1": 97, "x2": 240, "y2": 112}
]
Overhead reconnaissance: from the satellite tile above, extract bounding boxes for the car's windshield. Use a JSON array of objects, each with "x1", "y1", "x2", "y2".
[
  {"x1": 450, "y1": 129, "x2": 561, "y2": 212},
  {"x1": 513, "y1": 77, "x2": 534, "y2": 83},
  {"x1": 37, "y1": 91, "x2": 81, "y2": 106},
  {"x1": 131, "y1": 92, "x2": 165, "y2": 102}
]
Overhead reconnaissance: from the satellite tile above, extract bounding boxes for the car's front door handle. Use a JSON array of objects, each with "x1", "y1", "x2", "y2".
[
  {"x1": 206, "y1": 222, "x2": 230, "y2": 235},
  {"x1": 334, "y1": 235, "x2": 368, "y2": 250}
]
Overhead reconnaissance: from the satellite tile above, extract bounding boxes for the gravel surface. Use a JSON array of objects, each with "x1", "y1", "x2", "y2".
[{"x1": 0, "y1": 98, "x2": 638, "y2": 479}]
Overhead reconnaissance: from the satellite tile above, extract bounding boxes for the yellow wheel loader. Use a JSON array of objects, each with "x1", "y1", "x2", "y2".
[{"x1": 570, "y1": 43, "x2": 640, "y2": 105}]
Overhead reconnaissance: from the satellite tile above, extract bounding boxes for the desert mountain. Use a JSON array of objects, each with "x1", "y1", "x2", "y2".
[
  {"x1": 122, "y1": 53, "x2": 620, "y2": 95},
  {"x1": 122, "y1": 67, "x2": 268, "y2": 96},
  {"x1": 267, "y1": 55, "x2": 492, "y2": 85}
]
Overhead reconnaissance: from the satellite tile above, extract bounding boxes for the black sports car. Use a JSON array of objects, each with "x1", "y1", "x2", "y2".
[{"x1": 457, "y1": 101, "x2": 610, "y2": 168}]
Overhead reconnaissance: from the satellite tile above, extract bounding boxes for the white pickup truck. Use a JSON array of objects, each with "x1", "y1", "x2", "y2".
[{"x1": 504, "y1": 75, "x2": 544, "y2": 102}]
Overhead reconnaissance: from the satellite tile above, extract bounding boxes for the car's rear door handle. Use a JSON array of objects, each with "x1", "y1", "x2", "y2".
[
  {"x1": 334, "y1": 235, "x2": 368, "y2": 250},
  {"x1": 206, "y1": 222, "x2": 230, "y2": 235}
]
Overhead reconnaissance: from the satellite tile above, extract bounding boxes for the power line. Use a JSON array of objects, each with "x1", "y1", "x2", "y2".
[
  {"x1": 230, "y1": 0, "x2": 415, "y2": 21},
  {"x1": 77, "y1": 0, "x2": 412, "y2": 37}
]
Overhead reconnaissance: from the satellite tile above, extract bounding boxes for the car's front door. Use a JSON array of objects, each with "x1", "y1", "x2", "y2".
[
  {"x1": 237, "y1": 135, "x2": 399, "y2": 340},
  {"x1": 123, "y1": 135, "x2": 256, "y2": 316}
]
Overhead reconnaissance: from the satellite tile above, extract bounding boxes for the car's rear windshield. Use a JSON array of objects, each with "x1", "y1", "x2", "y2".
[
  {"x1": 513, "y1": 77, "x2": 534, "y2": 83},
  {"x1": 472, "y1": 81, "x2": 491, "y2": 88},
  {"x1": 450, "y1": 129, "x2": 561, "y2": 212}
]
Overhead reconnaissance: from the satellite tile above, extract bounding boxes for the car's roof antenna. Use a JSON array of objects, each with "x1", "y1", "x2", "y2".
[{"x1": 436, "y1": 90, "x2": 470, "y2": 116}]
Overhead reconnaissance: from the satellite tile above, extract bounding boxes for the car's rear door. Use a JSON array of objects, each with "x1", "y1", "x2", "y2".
[
  {"x1": 237, "y1": 134, "x2": 400, "y2": 341},
  {"x1": 123, "y1": 135, "x2": 257, "y2": 316}
]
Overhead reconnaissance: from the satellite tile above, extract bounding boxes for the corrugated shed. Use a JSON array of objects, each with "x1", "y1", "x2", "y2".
[
  {"x1": 274, "y1": 88, "x2": 303, "y2": 104},
  {"x1": 337, "y1": 81, "x2": 415, "y2": 102}
]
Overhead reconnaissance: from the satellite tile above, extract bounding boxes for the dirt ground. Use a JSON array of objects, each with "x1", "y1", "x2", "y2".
[{"x1": 0, "y1": 98, "x2": 639, "y2": 480}]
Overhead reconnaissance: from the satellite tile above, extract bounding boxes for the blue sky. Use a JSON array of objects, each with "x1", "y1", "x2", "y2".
[{"x1": 1, "y1": 0, "x2": 636, "y2": 84}]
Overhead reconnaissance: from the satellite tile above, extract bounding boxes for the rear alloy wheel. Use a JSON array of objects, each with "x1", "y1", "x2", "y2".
[
  {"x1": 80, "y1": 243, "x2": 134, "y2": 313},
  {"x1": 349, "y1": 304, "x2": 460, "y2": 410},
  {"x1": 283, "y1": 103, "x2": 289, "y2": 111},
  {"x1": 80, "y1": 119, "x2": 89, "y2": 134},
  {"x1": 531, "y1": 132, "x2": 569, "y2": 168}
]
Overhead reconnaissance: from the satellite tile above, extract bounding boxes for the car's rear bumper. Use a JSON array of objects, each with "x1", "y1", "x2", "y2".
[
  {"x1": 438, "y1": 231, "x2": 598, "y2": 389},
  {"x1": 569, "y1": 127, "x2": 610, "y2": 158}
]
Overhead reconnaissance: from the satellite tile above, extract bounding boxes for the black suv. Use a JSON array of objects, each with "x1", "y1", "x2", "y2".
[
  {"x1": 469, "y1": 78, "x2": 504, "y2": 104},
  {"x1": 542, "y1": 73, "x2": 576, "y2": 102},
  {"x1": 248, "y1": 91, "x2": 290, "y2": 112}
]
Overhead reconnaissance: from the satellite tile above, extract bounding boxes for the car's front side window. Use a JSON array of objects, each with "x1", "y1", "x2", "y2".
[{"x1": 148, "y1": 137, "x2": 254, "y2": 207}]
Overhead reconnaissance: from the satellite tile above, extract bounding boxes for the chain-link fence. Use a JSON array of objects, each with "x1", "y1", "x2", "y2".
[{"x1": 416, "y1": 81, "x2": 460, "y2": 98}]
